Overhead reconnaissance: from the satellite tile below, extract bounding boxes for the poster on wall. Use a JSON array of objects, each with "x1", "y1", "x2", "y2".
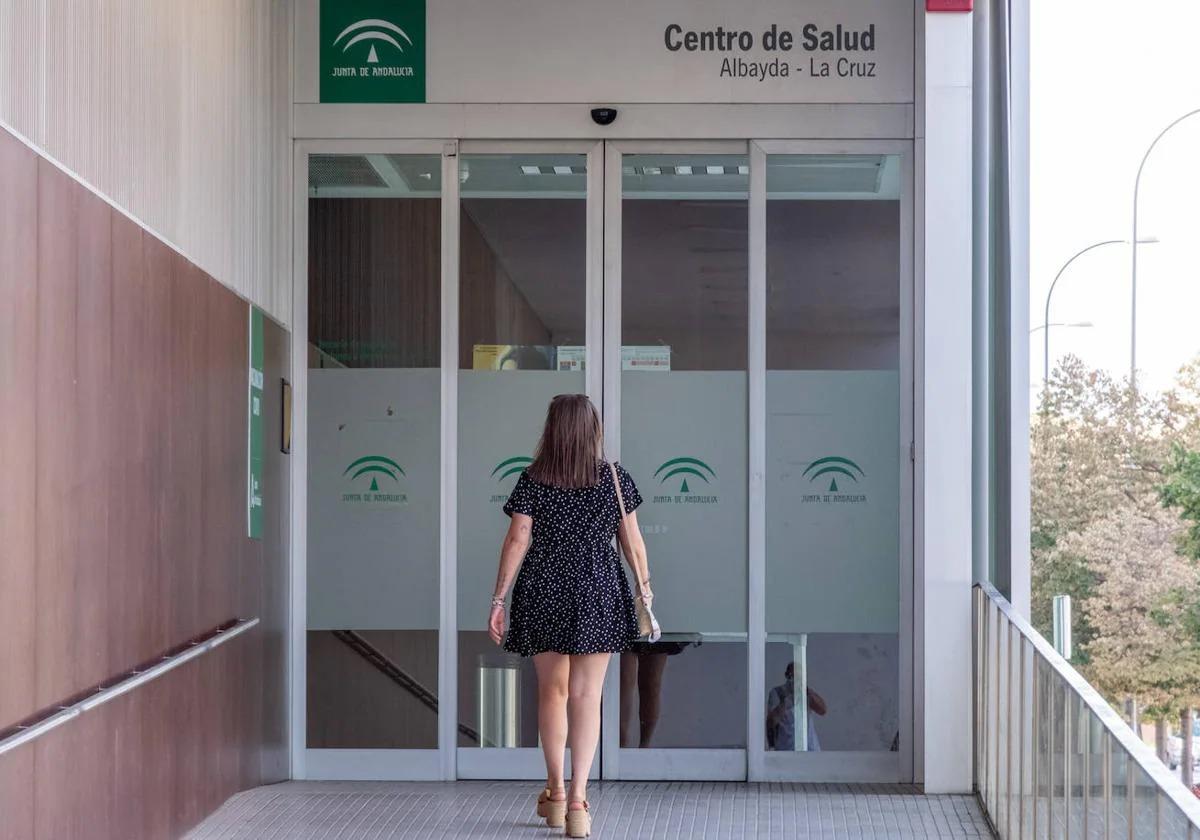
[
  {"x1": 247, "y1": 306, "x2": 264, "y2": 540},
  {"x1": 472, "y1": 344, "x2": 556, "y2": 370},
  {"x1": 319, "y1": 0, "x2": 426, "y2": 103}
]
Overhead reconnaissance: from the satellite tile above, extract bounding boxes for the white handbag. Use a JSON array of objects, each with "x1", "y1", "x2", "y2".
[{"x1": 609, "y1": 462, "x2": 661, "y2": 642}]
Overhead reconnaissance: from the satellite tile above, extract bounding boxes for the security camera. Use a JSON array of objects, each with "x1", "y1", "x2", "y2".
[{"x1": 591, "y1": 107, "x2": 618, "y2": 126}]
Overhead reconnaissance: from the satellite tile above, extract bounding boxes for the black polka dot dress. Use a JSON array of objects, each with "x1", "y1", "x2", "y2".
[{"x1": 502, "y1": 461, "x2": 643, "y2": 656}]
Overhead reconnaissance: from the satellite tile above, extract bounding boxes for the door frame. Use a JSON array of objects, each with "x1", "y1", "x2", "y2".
[
  {"x1": 600, "y1": 140, "x2": 751, "y2": 782},
  {"x1": 453, "y1": 140, "x2": 604, "y2": 781},
  {"x1": 289, "y1": 137, "x2": 915, "y2": 783},
  {"x1": 749, "y1": 139, "x2": 915, "y2": 783}
]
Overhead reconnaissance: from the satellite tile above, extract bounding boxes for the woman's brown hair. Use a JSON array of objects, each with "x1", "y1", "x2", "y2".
[{"x1": 527, "y1": 394, "x2": 603, "y2": 489}]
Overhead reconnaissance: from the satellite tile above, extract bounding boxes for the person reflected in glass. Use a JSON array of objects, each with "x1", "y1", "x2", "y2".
[
  {"x1": 487, "y1": 394, "x2": 653, "y2": 838},
  {"x1": 619, "y1": 640, "x2": 690, "y2": 748},
  {"x1": 766, "y1": 662, "x2": 827, "y2": 751}
]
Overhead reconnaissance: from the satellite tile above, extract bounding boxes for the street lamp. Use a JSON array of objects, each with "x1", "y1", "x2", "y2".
[
  {"x1": 1042, "y1": 239, "x2": 1154, "y2": 392},
  {"x1": 1131, "y1": 107, "x2": 1200, "y2": 395},
  {"x1": 1031, "y1": 321, "x2": 1093, "y2": 335}
]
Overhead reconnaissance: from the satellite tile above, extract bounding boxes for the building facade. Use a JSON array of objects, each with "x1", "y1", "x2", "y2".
[{"x1": 0, "y1": 0, "x2": 1029, "y2": 834}]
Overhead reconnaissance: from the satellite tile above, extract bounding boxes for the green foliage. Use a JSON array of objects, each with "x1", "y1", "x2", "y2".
[
  {"x1": 1160, "y1": 444, "x2": 1200, "y2": 561},
  {"x1": 1031, "y1": 354, "x2": 1200, "y2": 715}
]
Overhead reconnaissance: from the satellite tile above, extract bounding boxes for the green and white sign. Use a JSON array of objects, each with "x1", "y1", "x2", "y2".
[
  {"x1": 320, "y1": 0, "x2": 426, "y2": 103},
  {"x1": 247, "y1": 306, "x2": 265, "y2": 539}
]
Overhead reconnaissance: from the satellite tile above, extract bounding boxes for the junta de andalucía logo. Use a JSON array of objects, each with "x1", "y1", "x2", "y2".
[
  {"x1": 801, "y1": 455, "x2": 867, "y2": 505},
  {"x1": 320, "y1": 0, "x2": 426, "y2": 104},
  {"x1": 652, "y1": 456, "x2": 718, "y2": 505},
  {"x1": 333, "y1": 18, "x2": 415, "y2": 66},
  {"x1": 490, "y1": 456, "x2": 532, "y2": 504},
  {"x1": 342, "y1": 455, "x2": 407, "y2": 505}
]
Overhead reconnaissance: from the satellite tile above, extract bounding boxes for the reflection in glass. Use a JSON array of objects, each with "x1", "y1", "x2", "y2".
[
  {"x1": 764, "y1": 154, "x2": 902, "y2": 752},
  {"x1": 456, "y1": 154, "x2": 588, "y2": 747},
  {"x1": 619, "y1": 155, "x2": 748, "y2": 749},
  {"x1": 305, "y1": 154, "x2": 441, "y2": 749},
  {"x1": 620, "y1": 639, "x2": 746, "y2": 749}
]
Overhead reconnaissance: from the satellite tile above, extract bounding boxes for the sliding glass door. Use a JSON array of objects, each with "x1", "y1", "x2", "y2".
[{"x1": 298, "y1": 139, "x2": 911, "y2": 782}]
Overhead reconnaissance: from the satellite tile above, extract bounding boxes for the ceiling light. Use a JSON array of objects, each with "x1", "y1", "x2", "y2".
[
  {"x1": 553, "y1": 165, "x2": 572, "y2": 175},
  {"x1": 675, "y1": 165, "x2": 693, "y2": 176},
  {"x1": 706, "y1": 165, "x2": 723, "y2": 175},
  {"x1": 520, "y1": 165, "x2": 539, "y2": 175}
]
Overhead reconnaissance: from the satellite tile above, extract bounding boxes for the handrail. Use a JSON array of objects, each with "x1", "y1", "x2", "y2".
[
  {"x1": 332, "y1": 629, "x2": 481, "y2": 744},
  {"x1": 0, "y1": 618, "x2": 259, "y2": 758},
  {"x1": 975, "y1": 582, "x2": 1200, "y2": 834}
]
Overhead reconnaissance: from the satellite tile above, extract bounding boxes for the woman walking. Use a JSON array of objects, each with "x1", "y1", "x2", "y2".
[{"x1": 487, "y1": 394, "x2": 653, "y2": 838}]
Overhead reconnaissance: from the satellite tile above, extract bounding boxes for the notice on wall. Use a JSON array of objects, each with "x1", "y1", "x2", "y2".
[
  {"x1": 472, "y1": 344, "x2": 557, "y2": 370},
  {"x1": 247, "y1": 306, "x2": 264, "y2": 540},
  {"x1": 319, "y1": 0, "x2": 426, "y2": 103}
]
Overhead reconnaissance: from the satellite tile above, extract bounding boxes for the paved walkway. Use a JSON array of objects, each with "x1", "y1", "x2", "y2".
[{"x1": 188, "y1": 781, "x2": 994, "y2": 839}]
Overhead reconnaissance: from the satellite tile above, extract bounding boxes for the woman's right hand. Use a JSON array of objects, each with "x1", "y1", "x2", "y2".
[{"x1": 488, "y1": 604, "x2": 506, "y2": 645}]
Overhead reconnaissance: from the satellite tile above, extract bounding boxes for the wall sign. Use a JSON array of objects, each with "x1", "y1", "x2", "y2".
[
  {"x1": 417, "y1": 0, "x2": 913, "y2": 105},
  {"x1": 320, "y1": 0, "x2": 426, "y2": 103},
  {"x1": 247, "y1": 306, "x2": 265, "y2": 539}
]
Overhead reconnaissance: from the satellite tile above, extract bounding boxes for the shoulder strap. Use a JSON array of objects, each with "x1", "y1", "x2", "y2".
[{"x1": 609, "y1": 461, "x2": 627, "y2": 520}]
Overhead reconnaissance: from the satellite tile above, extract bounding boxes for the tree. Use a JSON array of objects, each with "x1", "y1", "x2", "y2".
[
  {"x1": 1066, "y1": 501, "x2": 1200, "y2": 711},
  {"x1": 1161, "y1": 444, "x2": 1200, "y2": 563},
  {"x1": 1031, "y1": 353, "x2": 1200, "y2": 716}
]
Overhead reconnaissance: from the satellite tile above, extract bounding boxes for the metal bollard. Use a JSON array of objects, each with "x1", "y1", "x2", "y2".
[{"x1": 478, "y1": 655, "x2": 520, "y2": 748}]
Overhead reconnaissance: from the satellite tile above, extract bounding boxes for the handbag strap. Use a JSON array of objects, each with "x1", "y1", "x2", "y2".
[
  {"x1": 608, "y1": 461, "x2": 628, "y2": 521},
  {"x1": 609, "y1": 462, "x2": 643, "y2": 597}
]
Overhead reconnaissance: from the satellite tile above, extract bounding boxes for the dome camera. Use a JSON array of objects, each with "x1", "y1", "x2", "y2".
[{"x1": 590, "y1": 107, "x2": 618, "y2": 126}]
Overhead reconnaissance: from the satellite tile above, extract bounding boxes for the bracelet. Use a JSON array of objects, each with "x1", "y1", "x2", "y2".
[{"x1": 490, "y1": 596, "x2": 506, "y2": 608}]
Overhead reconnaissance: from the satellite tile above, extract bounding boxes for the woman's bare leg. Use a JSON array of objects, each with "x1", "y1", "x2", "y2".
[
  {"x1": 534, "y1": 652, "x2": 570, "y2": 796},
  {"x1": 566, "y1": 652, "x2": 611, "y2": 806}
]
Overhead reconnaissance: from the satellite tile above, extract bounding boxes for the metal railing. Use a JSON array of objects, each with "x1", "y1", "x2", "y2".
[
  {"x1": 974, "y1": 583, "x2": 1200, "y2": 838},
  {"x1": 331, "y1": 629, "x2": 481, "y2": 744},
  {"x1": 0, "y1": 618, "x2": 258, "y2": 758}
]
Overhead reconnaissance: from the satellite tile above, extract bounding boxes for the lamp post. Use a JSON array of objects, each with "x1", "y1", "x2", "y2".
[
  {"x1": 1042, "y1": 240, "x2": 1123, "y2": 392},
  {"x1": 1131, "y1": 107, "x2": 1200, "y2": 395},
  {"x1": 1031, "y1": 321, "x2": 1093, "y2": 335}
]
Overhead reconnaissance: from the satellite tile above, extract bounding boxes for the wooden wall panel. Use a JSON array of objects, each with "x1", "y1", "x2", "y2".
[
  {"x1": 0, "y1": 125, "x2": 37, "y2": 738},
  {"x1": 72, "y1": 181, "x2": 116, "y2": 695},
  {"x1": 0, "y1": 125, "x2": 291, "y2": 840},
  {"x1": 459, "y1": 206, "x2": 551, "y2": 364},
  {"x1": 34, "y1": 161, "x2": 118, "y2": 706},
  {"x1": 308, "y1": 197, "x2": 441, "y2": 368},
  {"x1": 307, "y1": 197, "x2": 552, "y2": 370}
]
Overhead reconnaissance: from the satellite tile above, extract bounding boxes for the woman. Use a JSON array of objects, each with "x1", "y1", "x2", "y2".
[{"x1": 488, "y1": 394, "x2": 652, "y2": 838}]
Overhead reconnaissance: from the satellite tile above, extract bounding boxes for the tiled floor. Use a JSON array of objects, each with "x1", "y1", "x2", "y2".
[{"x1": 187, "y1": 781, "x2": 995, "y2": 839}]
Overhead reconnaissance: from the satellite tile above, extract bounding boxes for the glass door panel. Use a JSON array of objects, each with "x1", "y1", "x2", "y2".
[
  {"x1": 612, "y1": 151, "x2": 749, "y2": 775},
  {"x1": 762, "y1": 154, "x2": 904, "y2": 766},
  {"x1": 455, "y1": 153, "x2": 591, "y2": 774},
  {"x1": 305, "y1": 153, "x2": 443, "y2": 760}
]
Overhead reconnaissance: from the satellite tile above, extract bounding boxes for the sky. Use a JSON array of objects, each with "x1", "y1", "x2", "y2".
[{"x1": 1031, "y1": 1, "x2": 1200, "y2": 395}]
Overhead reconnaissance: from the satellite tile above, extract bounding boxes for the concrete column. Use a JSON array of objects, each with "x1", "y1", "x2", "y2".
[{"x1": 920, "y1": 8, "x2": 975, "y2": 794}]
